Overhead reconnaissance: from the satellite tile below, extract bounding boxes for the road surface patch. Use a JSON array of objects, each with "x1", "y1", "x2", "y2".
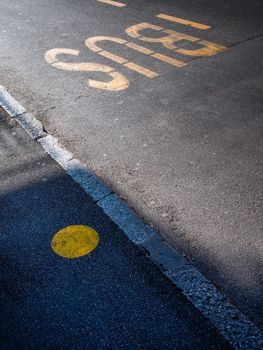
[{"x1": 51, "y1": 225, "x2": 99, "y2": 258}]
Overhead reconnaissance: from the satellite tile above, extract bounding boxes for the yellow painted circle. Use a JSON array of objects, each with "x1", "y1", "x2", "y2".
[{"x1": 51, "y1": 225, "x2": 99, "y2": 258}]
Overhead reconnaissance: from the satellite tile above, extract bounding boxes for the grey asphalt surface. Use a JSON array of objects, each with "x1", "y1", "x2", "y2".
[
  {"x1": 0, "y1": 0, "x2": 262, "y2": 329},
  {"x1": 0, "y1": 108, "x2": 233, "y2": 349}
]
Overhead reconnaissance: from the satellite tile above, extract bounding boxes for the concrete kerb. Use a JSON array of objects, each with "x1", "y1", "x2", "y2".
[
  {"x1": 15, "y1": 113, "x2": 47, "y2": 139},
  {"x1": 0, "y1": 85, "x2": 26, "y2": 117},
  {"x1": 1, "y1": 84, "x2": 263, "y2": 350}
]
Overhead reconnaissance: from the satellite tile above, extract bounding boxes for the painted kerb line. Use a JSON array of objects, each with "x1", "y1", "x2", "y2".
[
  {"x1": 96, "y1": 0, "x2": 126, "y2": 7},
  {"x1": 156, "y1": 13, "x2": 211, "y2": 30}
]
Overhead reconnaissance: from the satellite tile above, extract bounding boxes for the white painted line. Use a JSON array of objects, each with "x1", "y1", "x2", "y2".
[{"x1": 1, "y1": 85, "x2": 263, "y2": 350}]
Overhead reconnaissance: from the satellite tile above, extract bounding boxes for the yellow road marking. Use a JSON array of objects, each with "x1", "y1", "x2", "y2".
[
  {"x1": 126, "y1": 23, "x2": 196, "y2": 50},
  {"x1": 85, "y1": 35, "x2": 158, "y2": 78},
  {"x1": 125, "y1": 42, "x2": 153, "y2": 55},
  {"x1": 156, "y1": 13, "x2": 211, "y2": 30},
  {"x1": 96, "y1": 0, "x2": 126, "y2": 7},
  {"x1": 126, "y1": 22, "x2": 163, "y2": 39},
  {"x1": 86, "y1": 36, "x2": 127, "y2": 52},
  {"x1": 125, "y1": 23, "x2": 226, "y2": 56},
  {"x1": 99, "y1": 50, "x2": 128, "y2": 64},
  {"x1": 44, "y1": 47, "x2": 78, "y2": 64},
  {"x1": 89, "y1": 70, "x2": 129, "y2": 90},
  {"x1": 45, "y1": 15, "x2": 226, "y2": 92},
  {"x1": 45, "y1": 48, "x2": 129, "y2": 91},
  {"x1": 175, "y1": 40, "x2": 226, "y2": 56},
  {"x1": 51, "y1": 225, "x2": 99, "y2": 259},
  {"x1": 124, "y1": 62, "x2": 158, "y2": 78},
  {"x1": 151, "y1": 52, "x2": 186, "y2": 67},
  {"x1": 163, "y1": 29, "x2": 199, "y2": 42}
]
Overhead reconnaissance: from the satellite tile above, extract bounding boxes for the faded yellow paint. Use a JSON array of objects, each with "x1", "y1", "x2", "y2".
[
  {"x1": 99, "y1": 50, "x2": 128, "y2": 64},
  {"x1": 85, "y1": 36, "x2": 158, "y2": 77},
  {"x1": 126, "y1": 23, "x2": 197, "y2": 50},
  {"x1": 125, "y1": 23, "x2": 226, "y2": 57},
  {"x1": 156, "y1": 13, "x2": 211, "y2": 30},
  {"x1": 45, "y1": 16, "x2": 226, "y2": 92},
  {"x1": 89, "y1": 70, "x2": 129, "y2": 90},
  {"x1": 124, "y1": 62, "x2": 158, "y2": 78},
  {"x1": 125, "y1": 42, "x2": 153, "y2": 55},
  {"x1": 44, "y1": 48, "x2": 79, "y2": 64},
  {"x1": 44, "y1": 48, "x2": 129, "y2": 91},
  {"x1": 175, "y1": 40, "x2": 226, "y2": 56},
  {"x1": 85, "y1": 36, "x2": 127, "y2": 52},
  {"x1": 163, "y1": 29, "x2": 198, "y2": 43},
  {"x1": 51, "y1": 225, "x2": 99, "y2": 259},
  {"x1": 52, "y1": 60, "x2": 113, "y2": 72},
  {"x1": 96, "y1": 0, "x2": 126, "y2": 7},
  {"x1": 151, "y1": 52, "x2": 186, "y2": 67},
  {"x1": 125, "y1": 22, "x2": 163, "y2": 39}
]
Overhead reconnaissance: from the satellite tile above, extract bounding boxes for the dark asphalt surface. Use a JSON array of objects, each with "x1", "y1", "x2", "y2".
[
  {"x1": 0, "y1": 0, "x2": 262, "y2": 329},
  {"x1": 0, "y1": 108, "x2": 232, "y2": 349}
]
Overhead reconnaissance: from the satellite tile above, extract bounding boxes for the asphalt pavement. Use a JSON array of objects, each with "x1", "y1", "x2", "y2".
[
  {"x1": 0, "y1": 107, "x2": 234, "y2": 349},
  {"x1": 0, "y1": 0, "x2": 262, "y2": 330}
]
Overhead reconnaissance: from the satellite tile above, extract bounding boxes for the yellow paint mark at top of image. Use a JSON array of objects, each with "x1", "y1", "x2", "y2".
[
  {"x1": 156, "y1": 13, "x2": 211, "y2": 30},
  {"x1": 51, "y1": 225, "x2": 99, "y2": 259},
  {"x1": 97, "y1": 0, "x2": 126, "y2": 7}
]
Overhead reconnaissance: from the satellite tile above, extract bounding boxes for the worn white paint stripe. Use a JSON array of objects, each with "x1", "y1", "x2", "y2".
[{"x1": 0, "y1": 84, "x2": 263, "y2": 350}]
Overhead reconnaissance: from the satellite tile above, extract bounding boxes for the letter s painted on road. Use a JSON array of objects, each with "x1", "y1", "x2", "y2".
[{"x1": 44, "y1": 48, "x2": 129, "y2": 91}]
